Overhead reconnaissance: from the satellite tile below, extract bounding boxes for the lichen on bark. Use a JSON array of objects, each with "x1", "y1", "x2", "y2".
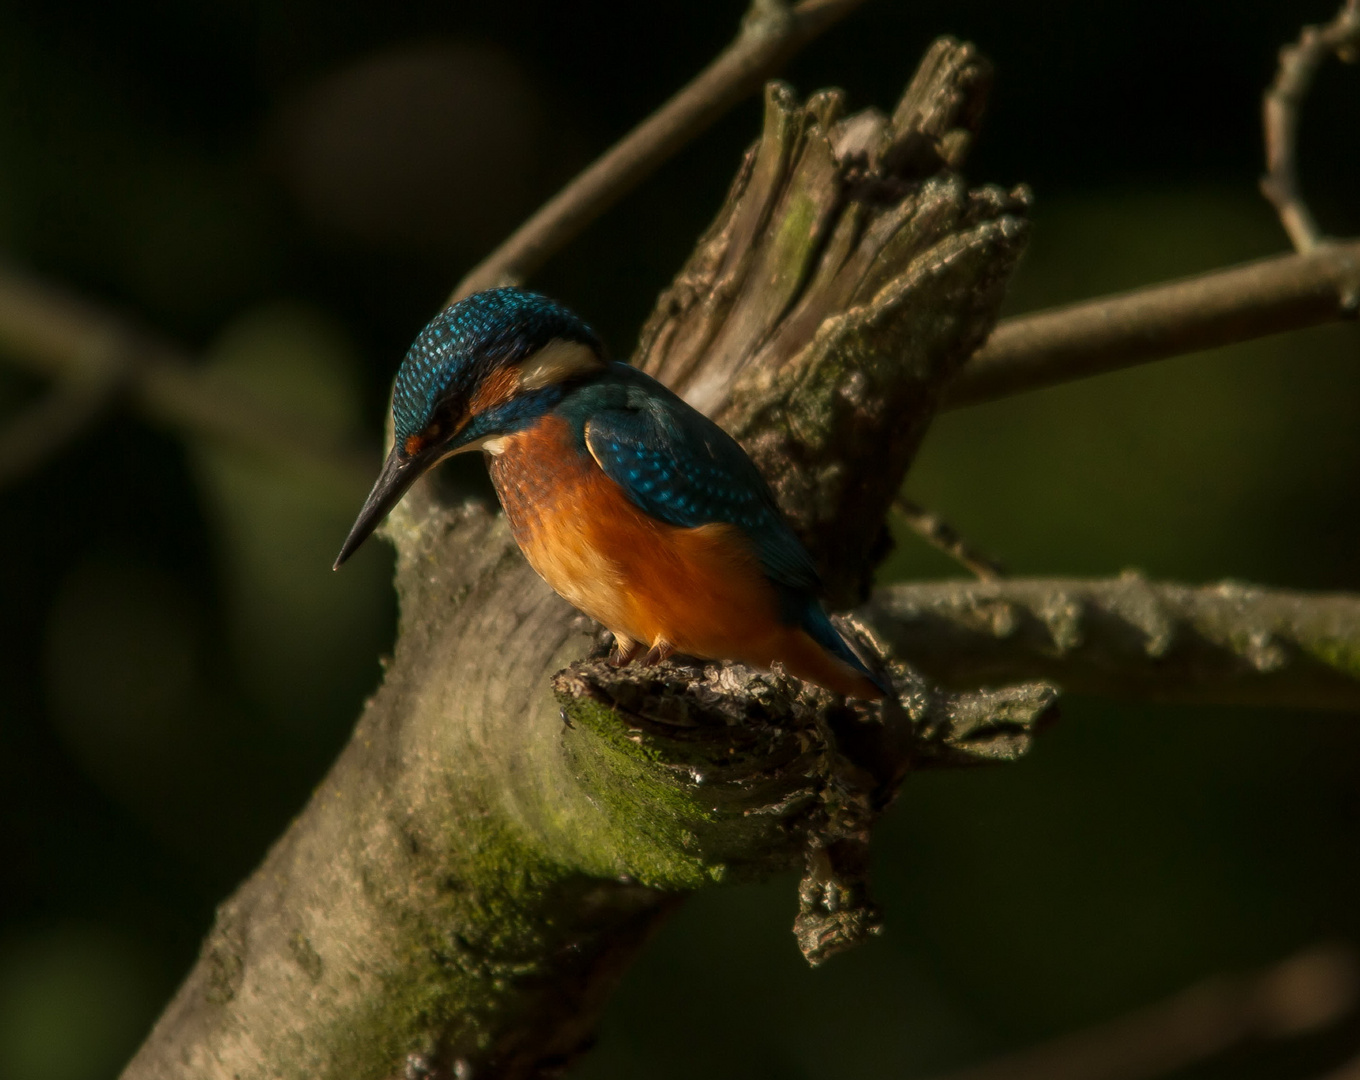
[{"x1": 861, "y1": 576, "x2": 1360, "y2": 711}]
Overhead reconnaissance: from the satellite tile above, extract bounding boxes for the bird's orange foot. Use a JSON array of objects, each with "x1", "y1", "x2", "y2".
[
  {"x1": 641, "y1": 641, "x2": 675, "y2": 666},
  {"x1": 608, "y1": 639, "x2": 644, "y2": 667}
]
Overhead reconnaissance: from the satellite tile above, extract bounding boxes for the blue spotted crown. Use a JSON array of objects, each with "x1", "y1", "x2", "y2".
[{"x1": 391, "y1": 288, "x2": 602, "y2": 440}]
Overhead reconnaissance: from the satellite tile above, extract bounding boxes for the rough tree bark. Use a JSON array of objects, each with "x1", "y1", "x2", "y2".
[
  {"x1": 862, "y1": 576, "x2": 1360, "y2": 711},
  {"x1": 122, "y1": 38, "x2": 1045, "y2": 1080}
]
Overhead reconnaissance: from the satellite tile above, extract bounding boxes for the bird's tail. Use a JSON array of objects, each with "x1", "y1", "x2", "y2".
[{"x1": 796, "y1": 601, "x2": 892, "y2": 700}]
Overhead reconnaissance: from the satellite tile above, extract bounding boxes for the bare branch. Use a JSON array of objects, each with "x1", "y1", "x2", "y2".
[
  {"x1": 0, "y1": 342, "x2": 127, "y2": 486},
  {"x1": 859, "y1": 575, "x2": 1360, "y2": 711},
  {"x1": 1261, "y1": 0, "x2": 1360, "y2": 252},
  {"x1": 451, "y1": 0, "x2": 870, "y2": 302},
  {"x1": 892, "y1": 496, "x2": 1006, "y2": 581},
  {"x1": 0, "y1": 260, "x2": 372, "y2": 498},
  {"x1": 946, "y1": 240, "x2": 1360, "y2": 408},
  {"x1": 4, "y1": 237, "x2": 1356, "y2": 485},
  {"x1": 929, "y1": 944, "x2": 1357, "y2": 1080}
]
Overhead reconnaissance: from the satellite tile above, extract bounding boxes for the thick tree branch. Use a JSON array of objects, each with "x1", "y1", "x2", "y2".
[
  {"x1": 860, "y1": 576, "x2": 1360, "y2": 711},
  {"x1": 123, "y1": 43, "x2": 1043, "y2": 1079},
  {"x1": 451, "y1": 0, "x2": 870, "y2": 302},
  {"x1": 39, "y1": 11, "x2": 1353, "y2": 1074},
  {"x1": 946, "y1": 239, "x2": 1360, "y2": 408},
  {"x1": 1261, "y1": 0, "x2": 1360, "y2": 252}
]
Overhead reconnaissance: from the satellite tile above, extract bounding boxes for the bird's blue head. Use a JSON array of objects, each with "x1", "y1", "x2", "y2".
[{"x1": 335, "y1": 288, "x2": 605, "y2": 568}]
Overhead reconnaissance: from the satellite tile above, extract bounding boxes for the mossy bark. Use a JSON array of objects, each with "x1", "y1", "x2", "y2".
[{"x1": 123, "y1": 39, "x2": 1039, "y2": 1080}]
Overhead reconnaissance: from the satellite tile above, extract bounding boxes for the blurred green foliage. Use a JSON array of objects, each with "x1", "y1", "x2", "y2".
[
  {"x1": 0, "y1": 1, "x2": 1357, "y2": 1078},
  {"x1": 0, "y1": 925, "x2": 157, "y2": 1080},
  {"x1": 192, "y1": 303, "x2": 391, "y2": 731}
]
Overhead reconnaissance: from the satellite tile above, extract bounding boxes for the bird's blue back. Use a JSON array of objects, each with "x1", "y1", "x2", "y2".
[
  {"x1": 556, "y1": 365, "x2": 884, "y2": 690},
  {"x1": 557, "y1": 365, "x2": 818, "y2": 594}
]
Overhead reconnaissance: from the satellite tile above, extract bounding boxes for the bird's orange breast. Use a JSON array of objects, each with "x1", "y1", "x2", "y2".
[
  {"x1": 488, "y1": 414, "x2": 775, "y2": 652},
  {"x1": 487, "y1": 414, "x2": 876, "y2": 698}
]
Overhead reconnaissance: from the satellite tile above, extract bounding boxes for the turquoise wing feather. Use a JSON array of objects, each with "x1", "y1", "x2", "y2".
[
  {"x1": 572, "y1": 367, "x2": 889, "y2": 695},
  {"x1": 582, "y1": 397, "x2": 819, "y2": 595}
]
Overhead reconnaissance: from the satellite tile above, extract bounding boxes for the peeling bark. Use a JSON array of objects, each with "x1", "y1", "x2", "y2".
[{"x1": 635, "y1": 39, "x2": 1028, "y2": 604}]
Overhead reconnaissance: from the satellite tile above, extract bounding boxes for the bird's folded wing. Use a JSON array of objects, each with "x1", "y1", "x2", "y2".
[{"x1": 583, "y1": 404, "x2": 820, "y2": 593}]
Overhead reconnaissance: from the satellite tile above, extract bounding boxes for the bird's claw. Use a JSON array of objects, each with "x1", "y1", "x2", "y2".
[
  {"x1": 608, "y1": 640, "x2": 643, "y2": 667},
  {"x1": 641, "y1": 642, "x2": 675, "y2": 667}
]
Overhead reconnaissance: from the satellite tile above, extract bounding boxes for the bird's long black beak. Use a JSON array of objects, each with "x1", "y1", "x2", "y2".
[{"x1": 333, "y1": 445, "x2": 423, "y2": 569}]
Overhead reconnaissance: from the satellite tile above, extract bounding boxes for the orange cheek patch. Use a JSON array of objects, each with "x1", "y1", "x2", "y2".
[{"x1": 403, "y1": 434, "x2": 424, "y2": 456}]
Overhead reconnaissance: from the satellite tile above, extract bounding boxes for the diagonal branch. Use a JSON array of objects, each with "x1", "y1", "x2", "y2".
[
  {"x1": 955, "y1": 0, "x2": 1360, "y2": 409},
  {"x1": 0, "y1": 260, "x2": 373, "y2": 497},
  {"x1": 859, "y1": 575, "x2": 1360, "y2": 711},
  {"x1": 451, "y1": 0, "x2": 870, "y2": 302}
]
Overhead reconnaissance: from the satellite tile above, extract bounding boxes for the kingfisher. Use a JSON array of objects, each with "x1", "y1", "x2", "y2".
[{"x1": 334, "y1": 288, "x2": 887, "y2": 700}]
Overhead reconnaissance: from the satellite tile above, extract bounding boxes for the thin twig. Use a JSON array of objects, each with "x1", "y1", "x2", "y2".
[
  {"x1": 450, "y1": 0, "x2": 870, "y2": 303},
  {"x1": 927, "y1": 944, "x2": 1357, "y2": 1080},
  {"x1": 1261, "y1": 0, "x2": 1360, "y2": 252},
  {"x1": 946, "y1": 239, "x2": 1360, "y2": 408},
  {"x1": 0, "y1": 341, "x2": 128, "y2": 486},
  {"x1": 862, "y1": 575, "x2": 1360, "y2": 712},
  {"x1": 0, "y1": 260, "x2": 373, "y2": 499},
  {"x1": 892, "y1": 496, "x2": 1006, "y2": 581}
]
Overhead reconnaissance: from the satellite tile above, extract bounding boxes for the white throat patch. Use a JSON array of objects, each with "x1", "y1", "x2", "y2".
[{"x1": 435, "y1": 433, "x2": 509, "y2": 461}]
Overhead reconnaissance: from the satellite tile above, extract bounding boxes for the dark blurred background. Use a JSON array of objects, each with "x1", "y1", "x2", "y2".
[{"x1": 1, "y1": 1, "x2": 1358, "y2": 1078}]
